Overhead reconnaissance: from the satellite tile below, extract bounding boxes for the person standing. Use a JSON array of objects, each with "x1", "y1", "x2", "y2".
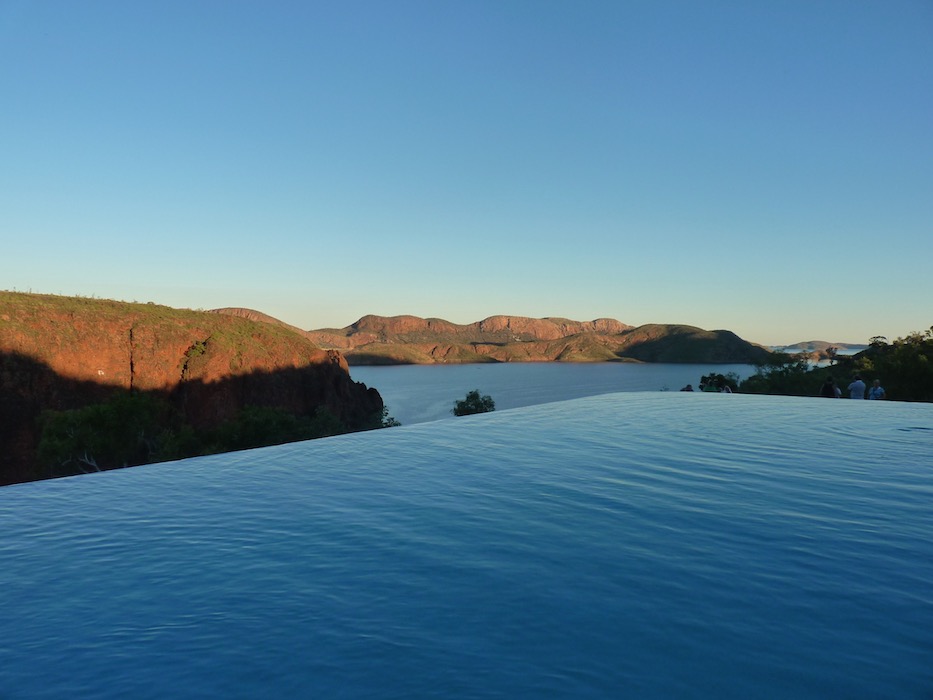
[
  {"x1": 820, "y1": 377, "x2": 837, "y2": 398},
  {"x1": 868, "y1": 379, "x2": 886, "y2": 400},
  {"x1": 848, "y1": 375, "x2": 867, "y2": 399}
]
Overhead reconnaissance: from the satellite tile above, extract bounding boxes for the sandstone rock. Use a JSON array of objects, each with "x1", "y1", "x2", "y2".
[{"x1": 0, "y1": 293, "x2": 382, "y2": 485}]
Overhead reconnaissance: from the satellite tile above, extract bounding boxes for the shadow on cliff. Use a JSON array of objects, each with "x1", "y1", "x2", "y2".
[
  {"x1": 345, "y1": 352, "x2": 414, "y2": 366},
  {"x1": 0, "y1": 350, "x2": 384, "y2": 487},
  {"x1": 617, "y1": 330, "x2": 773, "y2": 364}
]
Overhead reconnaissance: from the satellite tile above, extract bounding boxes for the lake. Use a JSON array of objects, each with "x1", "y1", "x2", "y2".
[
  {"x1": 350, "y1": 362, "x2": 756, "y2": 425},
  {"x1": 1, "y1": 392, "x2": 931, "y2": 698}
]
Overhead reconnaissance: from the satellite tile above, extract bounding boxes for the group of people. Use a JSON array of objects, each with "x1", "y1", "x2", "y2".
[
  {"x1": 821, "y1": 374, "x2": 886, "y2": 400},
  {"x1": 679, "y1": 383, "x2": 732, "y2": 393}
]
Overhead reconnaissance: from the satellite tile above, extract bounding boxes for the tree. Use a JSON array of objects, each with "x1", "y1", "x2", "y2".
[
  {"x1": 207, "y1": 405, "x2": 350, "y2": 452},
  {"x1": 37, "y1": 392, "x2": 183, "y2": 477},
  {"x1": 699, "y1": 372, "x2": 740, "y2": 392},
  {"x1": 452, "y1": 389, "x2": 496, "y2": 416},
  {"x1": 735, "y1": 326, "x2": 933, "y2": 402},
  {"x1": 368, "y1": 406, "x2": 401, "y2": 428},
  {"x1": 738, "y1": 352, "x2": 813, "y2": 396},
  {"x1": 851, "y1": 327, "x2": 933, "y2": 401},
  {"x1": 380, "y1": 407, "x2": 401, "y2": 427}
]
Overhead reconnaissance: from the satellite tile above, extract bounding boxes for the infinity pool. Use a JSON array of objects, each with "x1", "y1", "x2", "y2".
[{"x1": 2, "y1": 393, "x2": 931, "y2": 698}]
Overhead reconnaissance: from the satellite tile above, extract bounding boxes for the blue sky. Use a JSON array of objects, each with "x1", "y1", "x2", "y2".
[{"x1": 2, "y1": 1, "x2": 930, "y2": 345}]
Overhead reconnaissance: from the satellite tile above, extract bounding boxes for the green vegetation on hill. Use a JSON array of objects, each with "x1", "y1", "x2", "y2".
[
  {"x1": 738, "y1": 327, "x2": 933, "y2": 402},
  {"x1": 36, "y1": 393, "x2": 394, "y2": 479},
  {"x1": 0, "y1": 291, "x2": 328, "y2": 386},
  {"x1": 619, "y1": 325, "x2": 766, "y2": 363}
]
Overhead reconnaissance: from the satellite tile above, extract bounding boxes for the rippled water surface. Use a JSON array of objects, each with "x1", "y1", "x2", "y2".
[{"x1": 2, "y1": 393, "x2": 931, "y2": 698}]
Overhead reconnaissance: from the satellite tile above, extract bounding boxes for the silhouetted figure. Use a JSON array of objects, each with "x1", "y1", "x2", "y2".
[
  {"x1": 868, "y1": 379, "x2": 886, "y2": 400},
  {"x1": 848, "y1": 375, "x2": 867, "y2": 399},
  {"x1": 820, "y1": 377, "x2": 837, "y2": 398}
]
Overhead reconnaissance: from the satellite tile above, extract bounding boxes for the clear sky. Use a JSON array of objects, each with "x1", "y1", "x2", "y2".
[{"x1": 2, "y1": 1, "x2": 930, "y2": 346}]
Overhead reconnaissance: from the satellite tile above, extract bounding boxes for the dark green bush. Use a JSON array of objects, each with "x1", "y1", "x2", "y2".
[{"x1": 452, "y1": 390, "x2": 496, "y2": 416}]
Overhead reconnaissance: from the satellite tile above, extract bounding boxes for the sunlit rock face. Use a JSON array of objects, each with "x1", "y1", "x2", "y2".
[
  {"x1": 303, "y1": 313, "x2": 771, "y2": 365},
  {"x1": 0, "y1": 292, "x2": 382, "y2": 485}
]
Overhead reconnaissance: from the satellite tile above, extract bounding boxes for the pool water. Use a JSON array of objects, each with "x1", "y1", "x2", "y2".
[{"x1": 1, "y1": 392, "x2": 931, "y2": 698}]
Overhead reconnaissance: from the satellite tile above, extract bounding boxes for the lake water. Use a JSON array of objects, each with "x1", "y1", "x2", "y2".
[
  {"x1": 2, "y1": 392, "x2": 931, "y2": 699},
  {"x1": 351, "y1": 362, "x2": 756, "y2": 425}
]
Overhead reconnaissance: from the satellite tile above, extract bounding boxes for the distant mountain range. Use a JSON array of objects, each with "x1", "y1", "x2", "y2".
[
  {"x1": 773, "y1": 341, "x2": 869, "y2": 356},
  {"x1": 213, "y1": 310, "x2": 774, "y2": 365}
]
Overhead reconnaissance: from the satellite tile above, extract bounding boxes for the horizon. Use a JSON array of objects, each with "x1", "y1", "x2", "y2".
[{"x1": 2, "y1": 2, "x2": 930, "y2": 347}]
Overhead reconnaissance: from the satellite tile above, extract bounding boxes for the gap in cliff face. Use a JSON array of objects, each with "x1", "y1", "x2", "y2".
[
  {"x1": 180, "y1": 338, "x2": 211, "y2": 383},
  {"x1": 129, "y1": 325, "x2": 136, "y2": 392}
]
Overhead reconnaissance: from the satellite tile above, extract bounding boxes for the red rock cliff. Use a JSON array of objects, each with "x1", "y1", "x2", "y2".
[{"x1": 0, "y1": 292, "x2": 383, "y2": 485}]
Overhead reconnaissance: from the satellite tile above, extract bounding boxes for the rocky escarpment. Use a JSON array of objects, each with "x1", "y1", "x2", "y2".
[
  {"x1": 299, "y1": 314, "x2": 772, "y2": 365},
  {"x1": 0, "y1": 292, "x2": 383, "y2": 485},
  {"x1": 332, "y1": 314, "x2": 632, "y2": 343}
]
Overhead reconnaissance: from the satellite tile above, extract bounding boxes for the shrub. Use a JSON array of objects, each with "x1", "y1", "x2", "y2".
[
  {"x1": 37, "y1": 393, "x2": 184, "y2": 476},
  {"x1": 452, "y1": 390, "x2": 496, "y2": 416}
]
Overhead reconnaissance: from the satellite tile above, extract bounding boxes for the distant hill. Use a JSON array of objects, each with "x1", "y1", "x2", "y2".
[
  {"x1": 774, "y1": 341, "x2": 869, "y2": 358},
  {"x1": 291, "y1": 314, "x2": 774, "y2": 365},
  {"x1": 210, "y1": 307, "x2": 313, "y2": 338}
]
